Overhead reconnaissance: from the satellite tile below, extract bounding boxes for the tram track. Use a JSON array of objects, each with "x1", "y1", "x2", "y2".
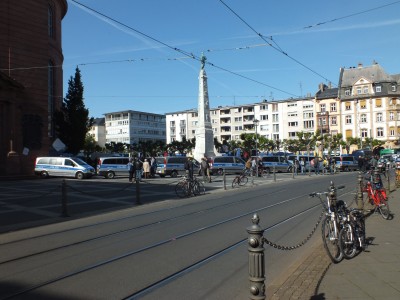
[
  {"x1": 0, "y1": 174, "x2": 357, "y2": 299},
  {"x1": 1, "y1": 198, "x2": 323, "y2": 300},
  {"x1": 0, "y1": 187, "x2": 290, "y2": 265}
]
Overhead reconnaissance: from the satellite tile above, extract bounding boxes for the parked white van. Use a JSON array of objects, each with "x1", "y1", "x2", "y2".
[{"x1": 34, "y1": 157, "x2": 95, "y2": 179}]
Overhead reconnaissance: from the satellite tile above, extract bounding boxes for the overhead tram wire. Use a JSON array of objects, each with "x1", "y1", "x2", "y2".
[
  {"x1": 303, "y1": 0, "x2": 400, "y2": 29},
  {"x1": 218, "y1": 0, "x2": 336, "y2": 86},
  {"x1": 70, "y1": 0, "x2": 300, "y2": 98}
]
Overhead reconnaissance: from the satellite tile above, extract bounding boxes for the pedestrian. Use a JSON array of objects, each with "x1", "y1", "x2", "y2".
[
  {"x1": 358, "y1": 156, "x2": 364, "y2": 171},
  {"x1": 150, "y1": 156, "x2": 157, "y2": 178},
  {"x1": 370, "y1": 155, "x2": 378, "y2": 170},
  {"x1": 201, "y1": 155, "x2": 211, "y2": 183},
  {"x1": 135, "y1": 157, "x2": 143, "y2": 182},
  {"x1": 251, "y1": 157, "x2": 257, "y2": 176},
  {"x1": 315, "y1": 157, "x2": 320, "y2": 175},
  {"x1": 294, "y1": 158, "x2": 299, "y2": 175},
  {"x1": 143, "y1": 159, "x2": 150, "y2": 179},
  {"x1": 128, "y1": 158, "x2": 135, "y2": 182},
  {"x1": 245, "y1": 157, "x2": 252, "y2": 175},
  {"x1": 300, "y1": 158, "x2": 305, "y2": 174},
  {"x1": 184, "y1": 155, "x2": 194, "y2": 180},
  {"x1": 323, "y1": 157, "x2": 328, "y2": 175}
]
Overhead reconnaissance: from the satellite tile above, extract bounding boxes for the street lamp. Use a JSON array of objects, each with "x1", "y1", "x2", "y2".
[{"x1": 253, "y1": 119, "x2": 260, "y2": 177}]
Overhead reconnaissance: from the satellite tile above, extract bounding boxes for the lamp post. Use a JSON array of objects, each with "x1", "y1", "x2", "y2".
[{"x1": 253, "y1": 119, "x2": 260, "y2": 177}]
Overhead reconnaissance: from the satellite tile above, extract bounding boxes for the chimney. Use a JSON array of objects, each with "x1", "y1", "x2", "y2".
[
  {"x1": 319, "y1": 83, "x2": 325, "y2": 92},
  {"x1": 358, "y1": 62, "x2": 363, "y2": 68}
]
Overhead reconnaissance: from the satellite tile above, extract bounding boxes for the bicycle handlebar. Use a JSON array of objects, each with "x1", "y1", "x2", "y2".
[{"x1": 309, "y1": 185, "x2": 345, "y2": 197}]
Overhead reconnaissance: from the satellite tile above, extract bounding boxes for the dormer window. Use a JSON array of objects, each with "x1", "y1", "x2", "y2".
[
  {"x1": 376, "y1": 86, "x2": 381, "y2": 93},
  {"x1": 345, "y1": 89, "x2": 350, "y2": 96},
  {"x1": 392, "y1": 85, "x2": 397, "y2": 92}
]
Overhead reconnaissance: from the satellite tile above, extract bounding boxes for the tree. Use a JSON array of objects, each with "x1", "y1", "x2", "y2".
[{"x1": 55, "y1": 67, "x2": 93, "y2": 154}]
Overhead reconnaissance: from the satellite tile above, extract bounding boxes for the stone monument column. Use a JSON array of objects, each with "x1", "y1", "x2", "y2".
[{"x1": 194, "y1": 54, "x2": 216, "y2": 161}]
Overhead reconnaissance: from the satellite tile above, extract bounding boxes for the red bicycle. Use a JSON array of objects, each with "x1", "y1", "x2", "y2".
[{"x1": 363, "y1": 170, "x2": 390, "y2": 219}]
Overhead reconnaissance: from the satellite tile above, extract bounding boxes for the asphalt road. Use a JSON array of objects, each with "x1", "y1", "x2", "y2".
[{"x1": 0, "y1": 172, "x2": 361, "y2": 299}]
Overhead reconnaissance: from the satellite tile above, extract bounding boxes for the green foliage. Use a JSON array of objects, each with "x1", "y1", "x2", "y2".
[
  {"x1": 166, "y1": 137, "x2": 195, "y2": 154},
  {"x1": 55, "y1": 67, "x2": 93, "y2": 154}
]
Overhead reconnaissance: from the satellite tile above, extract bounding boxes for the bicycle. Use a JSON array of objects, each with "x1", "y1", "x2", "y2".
[
  {"x1": 339, "y1": 208, "x2": 366, "y2": 259},
  {"x1": 231, "y1": 170, "x2": 249, "y2": 188},
  {"x1": 363, "y1": 170, "x2": 390, "y2": 219},
  {"x1": 175, "y1": 175, "x2": 205, "y2": 198},
  {"x1": 251, "y1": 166, "x2": 270, "y2": 178},
  {"x1": 309, "y1": 182, "x2": 346, "y2": 263}
]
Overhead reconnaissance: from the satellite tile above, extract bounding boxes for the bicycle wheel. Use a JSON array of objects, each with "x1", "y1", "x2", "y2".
[
  {"x1": 377, "y1": 191, "x2": 390, "y2": 220},
  {"x1": 261, "y1": 169, "x2": 270, "y2": 178},
  {"x1": 232, "y1": 176, "x2": 239, "y2": 188},
  {"x1": 239, "y1": 175, "x2": 248, "y2": 186},
  {"x1": 321, "y1": 217, "x2": 343, "y2": 263},
  {"x1": 193, "y1": 180, "x2": 205, "y2": 196},
  {"x1": 339, "y1": 224, "x2": 357, "y2": 259},
  {"x1": 175, "y1": 181, "x2": 189, "y2": 198}
]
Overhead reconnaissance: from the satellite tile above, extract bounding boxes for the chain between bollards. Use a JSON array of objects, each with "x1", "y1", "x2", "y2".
[
  {"x1": 247, "y1": 214, "x2": 265, "y2": 300},
  {"x1": 61, "y1": 179, "x2": 69, "y2": 217}
]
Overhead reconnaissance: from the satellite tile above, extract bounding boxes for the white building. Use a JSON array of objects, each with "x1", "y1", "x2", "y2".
[
  {"x1": 105, "y1": 110, "x2": 166, "y2": 145},
  {"x1": 88, "y1": 117, "x2": 106, "y2": 148},
  {"x1": 166, "y1": 97, "x2": 315, "y2": 145}
]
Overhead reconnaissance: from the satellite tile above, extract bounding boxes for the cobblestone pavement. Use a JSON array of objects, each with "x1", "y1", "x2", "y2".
[{"x1": 269, "y1": 185, "x2": 400, "y2": 300}]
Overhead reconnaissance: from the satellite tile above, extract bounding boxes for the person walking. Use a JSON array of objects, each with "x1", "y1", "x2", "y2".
[
  {"x1": 128, "y1": 158, "x2": 136, "y2": 182},
  {"x1": 294, "y1": 158, "x2": 299, "y2": 175},
  {"x1": 300, "y1": 158, "x2": 305, "y2": 174},
  {"x1": 143, "y1": 159, "x2": 150, "y2": 179},
  {"x1": 184, "y1": 155, "x2": 194, "y2": 180},
  {"x1": 135, "y1": 157, "x2": 143, "y2": 182},
  {"x1": 315, "y1": 157, "x2": 321, "y2": 175},
  {"x1": 150, "y1": 156, "x2": 157, "y2": 178},
  {"x1": 201, "y1": 155, "x2": 211, "y2": 183}
]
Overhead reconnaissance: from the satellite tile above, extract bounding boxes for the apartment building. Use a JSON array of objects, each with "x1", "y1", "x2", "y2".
[
  {"x1": 166, "y1": 62, "x2": 400, "y2": 151},
  {"x1": 315, "y1": 83, "x2": 341, "y2": 136},
  {"x1": 89, "y1": 118, "x2": 106, "y2": 148},
  {"x1": 166, "y1": 97, "x2": 315, "y2": 144},
  {"x1": 105, "y1": 110, "x2": 166, "y2": 145},
  {"x1": 338, "y1": 62, "x2": 400, "y2": 148}
]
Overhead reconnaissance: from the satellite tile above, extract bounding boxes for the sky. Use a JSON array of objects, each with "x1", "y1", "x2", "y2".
[{"x1": 62, "y1": 0, "x2": 400, "y2": 119}]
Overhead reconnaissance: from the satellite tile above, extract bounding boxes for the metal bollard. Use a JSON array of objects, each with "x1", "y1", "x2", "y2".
[
  {"x1": 223, "y1": 169, "x2": 227, "y2": 190},
  {"x1": 273, "y1": 165, "x2": 276, "y2": 182},
  {"x1": 247, "y1": 214, "x2": 265, "y2": 300},
  {"x1": 357, "y1": 172, "x2": 364, "y2": 210},
  {"x1": 135, "y1": 180, "x2": 141, "y2": 205},
  {"x1": 387, "y1": 168, "x2": 391, "y2": 192},
  {"x1": 61, "y1": 179, "x2": 69, "y2": 217}
]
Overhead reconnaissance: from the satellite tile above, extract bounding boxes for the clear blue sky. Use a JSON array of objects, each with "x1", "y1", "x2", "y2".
[{"x1": 62, "y1": 0, "x2": 400, "y2": 119}]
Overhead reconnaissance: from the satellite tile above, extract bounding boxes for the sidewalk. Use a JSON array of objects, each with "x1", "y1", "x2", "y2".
[{"x1": 270, "y1": 186, "x2": 400, "y2": 299}]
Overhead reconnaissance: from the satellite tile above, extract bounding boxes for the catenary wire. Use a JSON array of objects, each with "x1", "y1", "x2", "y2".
[
  {"x1": 218, "y1": 0, "x2": 335, "y2": 86},
  {"x1": 69, "y1": 0, "x2": 299, "y2": 97},
  {"x1": 303, "y1": 1, "x2": 400, "y2": 29}
]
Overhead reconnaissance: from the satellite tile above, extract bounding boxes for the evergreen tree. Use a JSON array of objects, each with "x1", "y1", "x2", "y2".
[{"x1": 55, "y1": 67, "x2": 93, "y2": 154}]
